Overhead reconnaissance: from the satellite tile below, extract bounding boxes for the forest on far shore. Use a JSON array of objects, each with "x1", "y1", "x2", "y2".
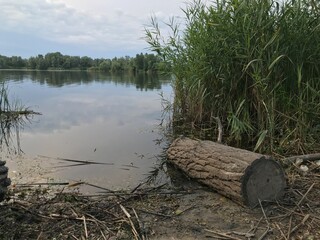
[{"x1": 0, "y1": 52, "x2": 165, "y2": 73}]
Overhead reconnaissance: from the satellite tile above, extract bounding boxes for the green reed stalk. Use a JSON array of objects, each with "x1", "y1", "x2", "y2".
[{"x1": 0, "y1": 83, "x2": 11, "y2": 113}]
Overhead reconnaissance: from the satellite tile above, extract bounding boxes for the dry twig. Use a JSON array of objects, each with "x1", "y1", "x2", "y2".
[{"x1": 204, "y1": 229, "x2": 242, "y2": 240}]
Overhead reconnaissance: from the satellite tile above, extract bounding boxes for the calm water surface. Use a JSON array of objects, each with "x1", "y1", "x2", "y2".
[{"x1": 0, "y1": 70, "x2": 172, "y2": 190}]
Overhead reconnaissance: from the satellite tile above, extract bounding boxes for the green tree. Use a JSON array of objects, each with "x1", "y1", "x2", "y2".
[
  {"x1": 45, "y1": 52, "x2": 64, "y2": 69},
  {"x1": 0, "y1": 52, "x2": 163, "y2": 72},
  {"x1": 99, "y1": 60, "x2": 112, "y2": 72},
  {"x1": 70, "y1": 56, "x2": 81, "y2": 69},
  {"x1": 28, "y1": 57, "x2": 37, "y2": 69},
  {"x1": 80, "y1": 56, "x2": 93, "y2": 69},
  {"x1": 10, "y1": 56, "x2": 25, "y2": 68},
  {"x1": 134, "y1": 53, "x2": 145, "y2": 71},
  {"x1": 35, "y1": 55, "x2": 48, "y2": 70},
  {"x1": 0, "y1": 55, "x2": 9, "y2": 68}
]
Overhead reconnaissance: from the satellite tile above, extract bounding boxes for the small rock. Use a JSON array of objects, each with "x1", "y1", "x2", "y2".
[
  {"x1": 116, "y1": 230, "x2": 130, "y2": 239},
  {"x1": 295, "y1": 158, "x2": 303, "y2": 166},
  {"x1": 300, "y1": 165, "x2": 309, "y2": 172}
]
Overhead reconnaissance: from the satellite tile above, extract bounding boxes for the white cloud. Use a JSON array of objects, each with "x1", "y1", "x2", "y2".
[{"x1": 0, "y1": 0, "x2": 187, "y2": 57}]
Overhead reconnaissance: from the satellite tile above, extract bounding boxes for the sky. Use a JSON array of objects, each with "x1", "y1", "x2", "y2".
[{"x1": 0, "y1": 0, "x2": 187, "y2": 59}]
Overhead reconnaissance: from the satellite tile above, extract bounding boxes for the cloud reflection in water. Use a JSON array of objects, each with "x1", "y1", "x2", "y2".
[{"x1": 1, "y1": 70, "x2": 172, "y2": 190}]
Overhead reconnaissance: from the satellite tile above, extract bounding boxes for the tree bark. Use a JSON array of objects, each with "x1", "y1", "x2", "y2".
[{"x1": 167, "y1": 137, "x2": 286, "y2": 207}]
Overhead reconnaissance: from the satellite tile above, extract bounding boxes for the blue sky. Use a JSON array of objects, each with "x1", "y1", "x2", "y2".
[{"x1": 0, "y1": 0, "x2": 187, "y2": 59}]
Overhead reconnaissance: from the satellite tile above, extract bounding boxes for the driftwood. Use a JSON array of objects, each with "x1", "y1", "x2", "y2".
[{"x1": 167, "y1": 137, "x2": 286, "y2": 207}]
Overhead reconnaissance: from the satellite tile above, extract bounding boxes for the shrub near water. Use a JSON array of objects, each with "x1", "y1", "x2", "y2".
[{"x1": 146, "y1": 0, "x2": 320, "y2": 155}]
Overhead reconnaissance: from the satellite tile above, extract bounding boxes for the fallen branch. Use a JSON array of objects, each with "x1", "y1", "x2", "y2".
[
  {"x1": 137, "y1": 208, "x2": 172, "y2": 218},
  {"x1": 283, "y1": 153, "x2": 320, "y2": 165},
  {"x1": 258, "y1": 199, "x2": 272, "y2": 240},
  {"x1": 290, "y1": 214, "x2": 310, "y2": 235},
  {"x1": 82, "y1": 215, "x2": 88, "y2": 239},
  {"x1": 15, "y1": 182, "x2": 69, "y2": 187},
  {"x1": 258, "y1": 226, "x2": 271, "y2": 240},
  {"x1": 38, "y1": 155, "x2": 114, "y2": 166},
  {"x1": 204, "y1": 229, "x2": 242, "y2": 240},
  {"x1": 133, "y1": 208, "x2": 147, "y2": 240},
  {"x1": 119, "y1": 204, "x2": 139, "y2": 240},
  {"x1": 275, "y1": 223, "x2": 287, "y2": 240},
  {"x1": 296, "y1": 183, "x2": 315, "y2": 207}
]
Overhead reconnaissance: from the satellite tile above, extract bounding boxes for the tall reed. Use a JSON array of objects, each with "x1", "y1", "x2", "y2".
[
  {"x1": 145, "y1": 0, "x2": 320, "y2": 155},
  {"x1": 0, "y1": 83, "x2": 11, "y2": 113}
]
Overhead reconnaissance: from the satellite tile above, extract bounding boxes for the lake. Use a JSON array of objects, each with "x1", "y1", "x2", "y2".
[{"x1": 0, "y1": 70, "x2": 173, "y2": 191}]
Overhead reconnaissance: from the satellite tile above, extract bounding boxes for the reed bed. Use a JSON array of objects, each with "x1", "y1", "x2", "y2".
[{"x1": 146, "y1": 0, "x2": 320, "y2": 155}]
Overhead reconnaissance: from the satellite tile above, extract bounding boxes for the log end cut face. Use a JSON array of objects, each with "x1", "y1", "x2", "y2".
[{"x1": 241, "y1": 157, "x2": 286, "y2": 208}]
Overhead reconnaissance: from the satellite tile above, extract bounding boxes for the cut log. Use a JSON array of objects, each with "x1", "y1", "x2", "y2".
[{"x1": 167, "y1": 137, "x2": 286, "y2": 207}]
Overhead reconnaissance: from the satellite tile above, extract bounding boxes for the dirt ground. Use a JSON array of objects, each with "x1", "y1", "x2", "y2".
[{"x1": 0, "y1": 158, "x2": 319, "y2": 239}]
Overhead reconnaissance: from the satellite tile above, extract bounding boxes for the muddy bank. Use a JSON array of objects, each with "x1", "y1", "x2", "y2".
[{"x1": 0, "y1": 162, "x2": 319, "y2": 240}]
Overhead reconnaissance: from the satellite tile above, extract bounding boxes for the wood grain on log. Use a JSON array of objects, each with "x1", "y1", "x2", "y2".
[{"x1": 167, "y1": 137, "x2": 286, "y2": 207}]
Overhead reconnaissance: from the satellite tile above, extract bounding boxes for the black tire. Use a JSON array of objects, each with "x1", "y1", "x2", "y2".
[
  {"x1": 0, "y1": 160, "x2": 10, "y2": 202},
  {"x1": 0, "y1": 166, "x2": 8, "y2": 174},
  {"x1": 0, "y1": 187, "x2": 6, "y2": 201}
]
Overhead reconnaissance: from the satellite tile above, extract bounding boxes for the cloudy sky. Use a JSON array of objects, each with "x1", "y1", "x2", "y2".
[{"x1": 0, "y1": 0, "x2": 187, "y2": 59}]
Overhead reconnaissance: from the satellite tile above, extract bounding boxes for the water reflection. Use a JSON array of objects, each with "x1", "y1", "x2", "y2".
[
  {"x1": 0, "y1": 83, "x2": 40, "y2": 155},
  {"x1": 0, "y1": 114, "x2": 22, "y2": 155},
  {"x1": 0, "y1": 70, "x2": 171, "y2": 91},
  {"x1": 0, "y1": 70, "x2": 172, "y2": 191}
]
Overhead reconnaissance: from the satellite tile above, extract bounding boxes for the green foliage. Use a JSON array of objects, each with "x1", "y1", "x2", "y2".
[
  {"x1": 0, "y1": 52, "x2": 163, "y2": 73},
  {"x1": 99, "y1": 59, "x2": 112, "y2": 72},
  {"x1": 0, "y1": 55, "x2": 26, "y2": 69},
  {"x1": 145, "y1": 0, "x2": 320, "y2": 155}
]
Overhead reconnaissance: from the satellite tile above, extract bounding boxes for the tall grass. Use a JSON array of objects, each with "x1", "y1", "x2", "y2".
[{"x1": 145, "y1": 0, "x2": 320, "y2": 155}]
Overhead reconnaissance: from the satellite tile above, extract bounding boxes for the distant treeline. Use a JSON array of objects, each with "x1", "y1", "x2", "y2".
[{"x1": 0, "y1": 52, "x2": 166, "y2": 73}]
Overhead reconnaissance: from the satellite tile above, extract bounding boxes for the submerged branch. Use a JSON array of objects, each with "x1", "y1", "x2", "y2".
[{"x1": 0, "y1": 110, "x2": 41, "y2": 117}]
